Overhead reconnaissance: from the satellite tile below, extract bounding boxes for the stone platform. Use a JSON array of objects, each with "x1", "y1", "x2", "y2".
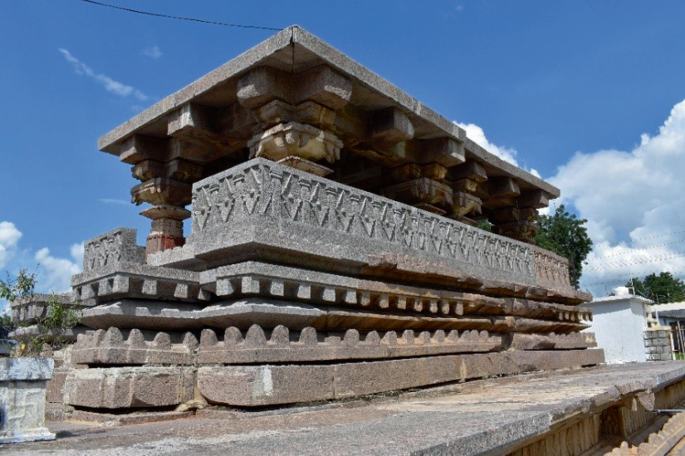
[
  {"x1": 6, "y1": 362, "x2": 685, "y2": 455},
  {"x1": 11, "y1": 25, "x2": 608, "y2": 423}
]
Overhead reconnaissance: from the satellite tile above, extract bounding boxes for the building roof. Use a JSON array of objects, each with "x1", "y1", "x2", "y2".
[{"x1": 97, "y1": 25, "x2": 559, "y2": 198}]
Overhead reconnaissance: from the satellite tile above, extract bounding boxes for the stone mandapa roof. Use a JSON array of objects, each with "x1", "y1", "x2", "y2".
[{"x1": 98, "y1": 25, "x2": 559, "y2": 199}]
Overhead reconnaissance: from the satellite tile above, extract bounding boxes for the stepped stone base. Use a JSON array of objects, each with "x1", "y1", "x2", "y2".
[
  {"x1": 56, "y1": 348, "x2": 602, "y2": 409},
  {"x1": 11, "y1": 362, "x2": 685, "y2": 455}
]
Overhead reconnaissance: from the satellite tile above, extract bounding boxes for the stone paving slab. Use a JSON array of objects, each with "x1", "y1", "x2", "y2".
[{"x1": 5, "y1": 362, "x2": 685, "y2": 455}]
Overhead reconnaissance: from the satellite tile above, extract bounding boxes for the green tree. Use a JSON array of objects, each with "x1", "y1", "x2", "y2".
[
  {"x1": 535, "y1": 205, "x2": 593, "y2": 289},
  {"x1": 626, "y1": 272, "x2": 685, "y2": 303}
]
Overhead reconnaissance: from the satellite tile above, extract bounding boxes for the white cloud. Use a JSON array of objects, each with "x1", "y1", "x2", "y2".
[
  {"x1": 0, "y1": 220, "x2": 82, "y2": 299},
  {"x1": 34, "y1": 244, "x2": 83, "y2": 294},
  {"x1": 0, "y1": 221, "x2": 22, "y2": 270},
  {"x1": 456, "y1": 122, "x2": 519, "y2": 166},
  {"x1": 58, "y1": 48, "x2": 148, "y2": 101},
  {"x1": 142, "y1": 45, "x2": 162, "y2": 59},
  {"x1": 547, "y1": 99, "x2": 685, "y2": 296}
]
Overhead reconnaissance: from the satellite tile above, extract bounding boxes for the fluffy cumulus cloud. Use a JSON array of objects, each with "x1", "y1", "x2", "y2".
[
  {"x1": 456, "y1": 122, "x2": 520, "y2": 167},
  {"x1": 548, "y1": 99, "x2": 685, "y2": 296},
  {"x1": 0, "y1": 222, "x2": 22, "y2": 270},
  {"x1": 0, "y1": 221, "x2": 83, "y2": 299},
  {"x1": 59, "y1": 48, "x2": 148, "y2": 101},
  {"x1": 34, "y1": 244, "x2": 83, "y2": 294}
]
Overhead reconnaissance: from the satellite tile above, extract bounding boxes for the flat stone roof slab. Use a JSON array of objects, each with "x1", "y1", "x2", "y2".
[
  {"x1": 97, "y1": 26, "x2": 558, "y2": 198},
  {"x1": 9, "y1": 362, "x2": 685, "y2": 455}
]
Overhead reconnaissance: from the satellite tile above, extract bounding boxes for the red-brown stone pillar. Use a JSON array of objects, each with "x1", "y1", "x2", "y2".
[{"x1": 140, "y1": 205, "x2": 191, "y2": 255}]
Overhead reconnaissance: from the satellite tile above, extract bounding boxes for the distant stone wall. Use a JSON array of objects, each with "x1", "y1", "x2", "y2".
[{"x1": 644, "y1": 329, "x2": 673, "y2": 361}]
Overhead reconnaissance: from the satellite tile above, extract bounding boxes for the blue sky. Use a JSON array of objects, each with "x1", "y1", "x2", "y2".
[{"x1": 2, "y1": 0, "x2": 685, "y2": 301}]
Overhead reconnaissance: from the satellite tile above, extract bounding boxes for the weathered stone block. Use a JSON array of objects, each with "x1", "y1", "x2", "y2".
[
  {"x1": 294, "y1": 65, "x2": 352, "y2": 110},
  {"x1": 82, "y1": 228, "x2": 145, "y2": 273},
  {"x1": 334, "y1": 355, "x2": 459, "y2": 398},
  {"x1": 63, "y1": 367, "x2": 189, "y2": 409},
  {"x1": 197, "y1": 365, "x2": 334, "y2": 406},
  {"x1": 0, "y1": 358, "x2": 54, "y2": 444}
]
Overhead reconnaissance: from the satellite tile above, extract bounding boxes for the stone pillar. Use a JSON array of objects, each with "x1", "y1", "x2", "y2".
[
  {"x1": 122, "y1": 134, "x2": 202, "y2": 256},
  {"x1": 131, "y1": 177, "x2": 193, "y2": 255},
  {"x1": 381, "y1": 163, "x2": 453, "y2": 215},
  {"x1": 237, "y1": 66, "x2": 351, "y2": 177},
  {"x1": 141, "y1": 205, "x2": 191, "y2": 255},
  {"x1": 447, "y1": 160, "x2": 487, "y2": 225}
]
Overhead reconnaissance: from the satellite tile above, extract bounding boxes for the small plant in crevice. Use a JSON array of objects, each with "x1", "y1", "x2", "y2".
[{"x1": 0, "y1": 268, "x2": 82, "y2": 357}]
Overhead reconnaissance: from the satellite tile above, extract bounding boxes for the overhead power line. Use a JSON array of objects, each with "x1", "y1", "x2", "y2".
[
  {"x1": 81, "y1": 0, "x2": 283, "y2": 31},
  {"x1": 584, "y1": 251, "x2": 685, "y2": 272},
  {"x1": 587, "y1": 238, "x2": 685, "y2": 261}
]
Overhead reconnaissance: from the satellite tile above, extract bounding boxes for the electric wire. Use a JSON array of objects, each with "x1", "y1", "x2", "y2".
[{"x1": 80, "y1": 0, "x2": 283, "y2": 31}]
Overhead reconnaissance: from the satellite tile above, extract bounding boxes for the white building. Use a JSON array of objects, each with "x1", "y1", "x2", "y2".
[{"x1": 581, "y1": 287, "x2": 654, "y2": 364}]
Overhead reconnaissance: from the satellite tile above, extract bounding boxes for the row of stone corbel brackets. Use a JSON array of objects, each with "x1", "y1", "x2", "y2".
[
  {"x1": 71, "y1": 325, "x2": 597, "y2": 367},
  {"x1": 71, "y1": 260, "x2": 592, "y2": 325}
]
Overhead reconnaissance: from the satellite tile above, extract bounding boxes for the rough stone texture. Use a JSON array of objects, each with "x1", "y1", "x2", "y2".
[
  {"x1": 196, "y1": 349, "x2": 604, "y2": 406},
  {"x1": 607, "y1": 408, "x2": 685, "y2": 455},
  {"x1": 71, "y1": 327, "x2": 197, "y2": 366},
  {"x1": 0, "y1": 358, "x2": 53, "y2": 382},
  {"x1": 202, "y1": 261, "x2": 592, "y2": 321},
  {"x1": 9, "y1": 293, "x2": 71, "y2": 323},
  {"x1": 151, "y1": 158, "x2": 585, "y2": 303},
  {"x1": 77, "y1": 297, "x2": 586, "y2": 334},
  {"x1": 198, "y1": 364, "x2": 335, "y2": 407},
  {"x1": 644, "y1": 329, "x2": 674, "y2": 361},
  {"x1": 0, "y1": 358, "x2": 55, "y2": 444},
  {"x1": 71, "y1": 261, "x2": 202, "y2": 307},
  {"x1": 509, "y1": 332, "x2": 597, "y2": 350},
  {"x1": 71, "y1": 325, "x2": 502, "y2": 366},
  {"x1": 197, "y1": 326, "x2": 501, "y2": 364},
  {"x1": 82, "y1": 228, "x2": 145, "y2": 273},
  {"x1": 62, "y1": 366, "x2": 194, "y2": 409},
  {"x1": 10, "y1": 363, "x2": 685, "y2": 455},
  {"x1": 97, "y1": 26, "x2": 558, "y2": 199}
]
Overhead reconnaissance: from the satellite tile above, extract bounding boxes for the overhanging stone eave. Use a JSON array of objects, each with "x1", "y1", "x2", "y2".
[
  {"x1": 292, "y1": 27, "x2": 559, "y2": 197},
  {"x1": 97, "y1": 26, "x2": 296, "y2": 154},
  {"x1": 96, "y1": 25, "x2": 559, "y2": 198}
]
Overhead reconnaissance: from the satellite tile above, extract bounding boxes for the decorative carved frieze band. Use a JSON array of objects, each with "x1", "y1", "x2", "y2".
[
  {"x1": 82, "y1": 228, "x2": 145, "y2": 273},
  {"x1": 533, "y1": 246, "x2": 572, "y2": 290},
  {"x1": 190, "y1": 159, "x2": 559, "y2": 287}
]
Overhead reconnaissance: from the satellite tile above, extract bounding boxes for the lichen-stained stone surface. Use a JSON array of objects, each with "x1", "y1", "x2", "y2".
[
  {"x1": 62, "y1": 366, "x2": 195, "y2": 409},
  {"x1": 0, "y1": 358, "x2": 55, "y2": 444},
  {"x1": 18, "y1": 363, "x2": 685, "y2": 456}
]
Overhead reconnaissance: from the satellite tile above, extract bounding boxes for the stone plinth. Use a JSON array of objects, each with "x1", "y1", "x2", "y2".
[
  {"x1": 0, "y1": 358, "x2": 55, "y2": 444},
  {"x1": 8, "y1": 363, "x2": 685, "y2": 455}
]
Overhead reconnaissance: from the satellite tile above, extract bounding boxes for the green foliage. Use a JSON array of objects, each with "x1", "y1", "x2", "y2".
[
  {"x1": 535, "y1": 205, "x2": 593, "y2": 289},
  {"x1": 626, "y1": 272, "x2": 685, "y2": 303},
  {"x1": 475, "y1": 219, "x2": 493, "y2": 232},
  {"x1": 0, "y1": 268, "x2": 37, "y2": 302},
  {"x1": 0, "y1": 269, "x2": 82, "y2": 356}
]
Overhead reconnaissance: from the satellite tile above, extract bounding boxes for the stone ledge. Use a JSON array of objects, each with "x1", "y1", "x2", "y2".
[
  {"x1": 13, "y1": 363, "x2": 685, "y2": 455},
  {"x1": 0, "y1": 358, "x2": 53, "y2": 381},
  {"x1": 197, "y1": 349, "x2": 605, "y2": 407}
]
